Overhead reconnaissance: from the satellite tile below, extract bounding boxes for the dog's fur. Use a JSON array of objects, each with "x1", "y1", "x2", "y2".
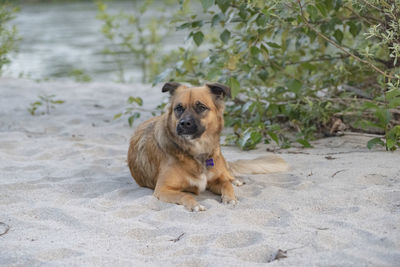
[{"x1": 127, "y1": 82, "x2": 288, "y2": 211}]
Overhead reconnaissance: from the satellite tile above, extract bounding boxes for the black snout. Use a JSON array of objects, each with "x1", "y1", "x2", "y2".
[
  {"x1": 177, "y1": 116, "x2": 198, "y2": 136},
  {"x1": 179, "y1": 117, "x2": 194, "y2": 128}
]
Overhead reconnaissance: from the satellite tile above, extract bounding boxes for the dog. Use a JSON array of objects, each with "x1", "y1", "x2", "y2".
[{"x1": 127, "y1": 82, "x2": 288, "y2": 211}]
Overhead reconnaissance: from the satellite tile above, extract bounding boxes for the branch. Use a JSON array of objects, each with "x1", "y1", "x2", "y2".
[
  {"x1": 359, "y1": 0, "x2": 384, "y2": 12},
  {"x1": 297, "y1": 0, "x2": 395, "y2": 80},
  {"x1": 285, "y1": 54, "x2": 350, "y2": 65}
]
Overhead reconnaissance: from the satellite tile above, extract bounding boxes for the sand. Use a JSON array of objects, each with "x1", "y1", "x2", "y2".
[{"x1": 0, "y1": 78, "x2": 399, "y2": 266}]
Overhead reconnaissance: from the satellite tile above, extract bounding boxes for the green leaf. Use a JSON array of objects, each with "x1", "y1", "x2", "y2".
[
  {"x1": 296, "y1": 138, "x2": 313, "y2": 148},
  {"x1": 266, "y1": 42, "x2": 281, "y2": 48},
  {"x1": 128, "y1": 96, "x2": 143, "y2": 106},
  {"x1": 52, "y1": 100, "x2": 65, "y2": 104},
  {"x1": 258, "y1": 70, "x2": 269, "y2": 81},
  {"x1": 386, "y1": 88, "x2": 400, "y2": 101},
  {"x1": 250, "y1": 46, "x2": 260, "y2": 57},
  {"x1": 192, "y1": 31, "x2": 204, "y2": 46},
  {"x1": 287, "y1": 79, "x2": 302, "y2": 95},
  {"x1": 333, "y1": 29, "x2": 343, "y2": 44},
  {"x1": 316, "y1": 3, "x2": 328, "y2": 16},
  {"x1": 211, "y1": 14, "x2": 223, "y2": 27},
  {"x1": 386, "y1": 138, "x2": 395, "y2": 150},
  {"x1": 238, "y1": 128, "x2": 262, "y2": 150},
  {"x1": 220, "y1": 29, "x2": 231, "y2": 44},
  {"x1": 176, "y1": 22, "x2": 191, "y2": 30},
  {"x1": 256, "y1": 14, "x2": 267, "y2": 27},
  {"x1": 362, "y1": 101, "x2": 379, "y2": 110},
  {"x1": 216, "y1": 0, "x2": 230, "y2": 13},
  {"x1": 227, "y1": 77, "x2": 240, "y2": 98},
  {"x1": 128, "y1": 115, "x2": 135, "y2": 127},
  {"x1": 367, "y1": 137, "x2": 384, "y2": 149},
  {"x1": 375, "y1": 109, "x2": 391, "y2": 126},
  {"x1": 388, "y1": 98, "x2": 400, "y2": 108},
  {"x1": 200, "y1": 0, "x2": 214, "y2": 10},
  {"x1": 191, "y1": 20, "x2": 203, "y2": 28},
  {"x1": 268, "y1": 131, "x2": 279, "y2": 145},
  {"x1": 347, "y1": 21, "x2": 361, "y2": 37},
  {"x1": 307, "y1": 5, "x2": 319, "y2": 22},
  {"x1": 114, "y1": 113, "x2": 122, "y2": 119}
]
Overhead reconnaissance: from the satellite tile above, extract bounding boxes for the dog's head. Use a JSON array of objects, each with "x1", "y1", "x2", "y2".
[{"x1": 162, "y1": 82, "x2": 231, "y2": 143}]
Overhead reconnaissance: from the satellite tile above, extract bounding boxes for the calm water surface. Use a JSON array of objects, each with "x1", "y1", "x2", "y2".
[{"x1": 6, "y1": 1, "x2": 180, "y2": 82}]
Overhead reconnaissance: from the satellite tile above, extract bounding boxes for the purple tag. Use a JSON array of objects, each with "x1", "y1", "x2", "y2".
[{"x1": 205, "y1": 158, "x2": 214, "y2": 168}]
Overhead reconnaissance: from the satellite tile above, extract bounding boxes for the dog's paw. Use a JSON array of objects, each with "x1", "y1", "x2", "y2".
[
  {"x1": 231, "y1": 178, "x2": 245, "y2": 187},
  {"x1": 190, "y1": 204, "x2": 206, "y2": 212},
  {"x1": 221, "y1": 195, "x2": 238, "y2": 205}
]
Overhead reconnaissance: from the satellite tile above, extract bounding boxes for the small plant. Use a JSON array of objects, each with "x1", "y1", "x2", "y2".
[
  {"x1": 28, "y1": 95, "x2": 65, "y2": 115},
  {"x1": 96, "y1": 0, "x2": 175, "y2": 83},
  {"x1": 69, "y1": 69, "x2": 91, "y2": 83},
  {"x1": 114, "y1": 96, "x2": 144, "y2": 127},
  {"x1": 359, "y1": 85, "x2": 400, "y2": 151},
  {"x1": 0, "y1": 2, "x2": 19, "y2": 75}
]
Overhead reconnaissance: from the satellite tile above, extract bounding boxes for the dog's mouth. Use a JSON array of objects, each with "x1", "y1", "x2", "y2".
[
  {"x1": 176, "y1": 128, "x2": 199, "y2": 140},
  {"x1": 176, "y1": 125, "x2": 205, "y2": 140},
  {"x1": 180, "y1": 134, "x2": 195, "y2": 140}
]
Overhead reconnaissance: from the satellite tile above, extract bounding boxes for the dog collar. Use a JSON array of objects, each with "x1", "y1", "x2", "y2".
[{"x1": 205, "y1": 158, "x2": 214, "y2": 168}]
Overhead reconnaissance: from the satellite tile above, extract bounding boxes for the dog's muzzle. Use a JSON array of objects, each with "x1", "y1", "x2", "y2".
[{"x1": 177, "y1": 116, "x2": 198, "y2": 137}]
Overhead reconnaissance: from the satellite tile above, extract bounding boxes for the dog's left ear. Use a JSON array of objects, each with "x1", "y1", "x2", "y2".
[
  {"x1": 206, "y1": 83, "x2": 231, "y2": 99},
  {"x1": 162, "y1": 82, "x2": 181, "y2": 95}
]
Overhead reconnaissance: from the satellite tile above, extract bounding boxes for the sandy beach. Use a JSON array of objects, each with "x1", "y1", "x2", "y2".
[{"x1": 0, "y1": 78, "x2": 399, "y2": 266}]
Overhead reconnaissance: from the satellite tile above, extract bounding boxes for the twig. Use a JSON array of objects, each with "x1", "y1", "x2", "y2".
[
  {"x1": 343, "y1": 132, "x2": 384, "y2": 138},
  {"x1": 285, "y1": 54, "x2": 350, "y2": 65},
  {"x1": 341, "y1": 84, "x2": 372, "y2": 99},
  {"x1": 331, "y1": 169, "x2": 347, "y2": 178},
  {"x1": 359, "y1": 0, "x2": 384, "y2": 12},
  {"x1": 297, "y1": 0, "x2": 394, "y2": 80},
  {"x1": 169, "y1": 233, "x2": 185, "y2": 242},
  {"x1": 273, "y1": 249, "x2": 288, "y2": 261},
  {"x1": 0, "y1": 222, "x2": 10, "y2": 237}
]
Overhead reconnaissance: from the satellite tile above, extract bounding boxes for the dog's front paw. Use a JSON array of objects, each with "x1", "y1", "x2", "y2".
[
  {"x1": 221, "y1": 195, "x2": 238, "y2": 205},
  {"x1": 189, "y1": 204, "x2": 206, "y2": 212}
]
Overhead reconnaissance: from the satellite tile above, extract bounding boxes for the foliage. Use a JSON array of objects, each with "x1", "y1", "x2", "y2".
[
  {"x1": 96, "y1": 0, "x2": 176, "y2": 83},
  {"x1": 28, "y1": 94, "x2": 65, "y2": 115},
  {"x1": 0, "y1": 1, "x2": 19, "y2": 74},
  {"x1": 114, "y1": 96, "x2": 143, "y2": 127},
  {"x1": 156, "y1": 0, "x2": 400, "y2": 151},
  {"x1": 97, "y1": 0, "x2": 400, "y2": 151},
  {"x1": 69, "y1": 69, "x2": 92, "y2": 83}
]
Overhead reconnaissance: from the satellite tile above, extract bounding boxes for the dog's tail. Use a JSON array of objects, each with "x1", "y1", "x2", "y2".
[{"x1": 228, "y1": 155, "x2": 289, "y2": 175}]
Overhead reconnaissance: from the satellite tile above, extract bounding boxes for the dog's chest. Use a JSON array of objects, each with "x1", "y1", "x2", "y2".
[{"x1": 189, "y1": 170, "x2": 215, "y2": 192}]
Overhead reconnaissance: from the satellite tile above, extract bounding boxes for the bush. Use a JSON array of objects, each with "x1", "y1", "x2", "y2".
[
  {"x1": 99, "y1": 0, "x2": 400, "y2": 151},
  {"x1": 160, "y1": 0, "x2": 400, "y2": 151},
  {"x1": 0, "y1": 1, "x2": 18, "y2": 74}
]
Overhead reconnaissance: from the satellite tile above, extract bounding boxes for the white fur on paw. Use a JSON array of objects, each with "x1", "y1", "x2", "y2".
[
  {"x1": 191, "y1": 204, "x2": 206, "y2": 212},
  {"x1": 221, "y1": 195, "x2": 237, "y2": 205},
  {"x1": 232, "y1": 179, "x2": 245, "y2": 186}
]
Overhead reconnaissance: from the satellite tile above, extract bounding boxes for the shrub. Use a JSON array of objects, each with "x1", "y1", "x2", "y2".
[
  {"x1": 160, "y1": 0, "x2": 400, "y2": 150},
  {"x1": 0, "y1": 1, "x2": 19, "y2": 74}
]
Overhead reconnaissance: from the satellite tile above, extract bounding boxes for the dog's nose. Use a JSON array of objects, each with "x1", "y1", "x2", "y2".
[{"x1": 179, "y1": 117, "x2": 194, "y2": 128}]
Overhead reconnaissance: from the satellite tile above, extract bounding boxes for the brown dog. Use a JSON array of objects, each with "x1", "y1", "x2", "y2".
[{"x1": 127, "y1": 82, "x2": 287, "y2": 211}]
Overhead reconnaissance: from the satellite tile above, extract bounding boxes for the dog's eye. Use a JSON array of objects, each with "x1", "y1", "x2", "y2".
[
  {"x1": 197, "y1": 104, "x2": 208, "y2": 113},
  {"x1": 174, "y1": 104, "x2": 184, "y2": 113}
]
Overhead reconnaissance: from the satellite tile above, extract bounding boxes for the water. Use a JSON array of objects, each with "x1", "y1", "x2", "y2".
[{"x1": 5, "y1": 1, "x2": 181, "y2": 82}]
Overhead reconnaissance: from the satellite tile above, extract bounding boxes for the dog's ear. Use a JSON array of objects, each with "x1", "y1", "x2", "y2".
[
  {"x1": 162, "y1": 82, "x2": 181, "y2": 95},
  {"x1": 206, "y1": 83, "x2": 231, "y2": 99}
]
